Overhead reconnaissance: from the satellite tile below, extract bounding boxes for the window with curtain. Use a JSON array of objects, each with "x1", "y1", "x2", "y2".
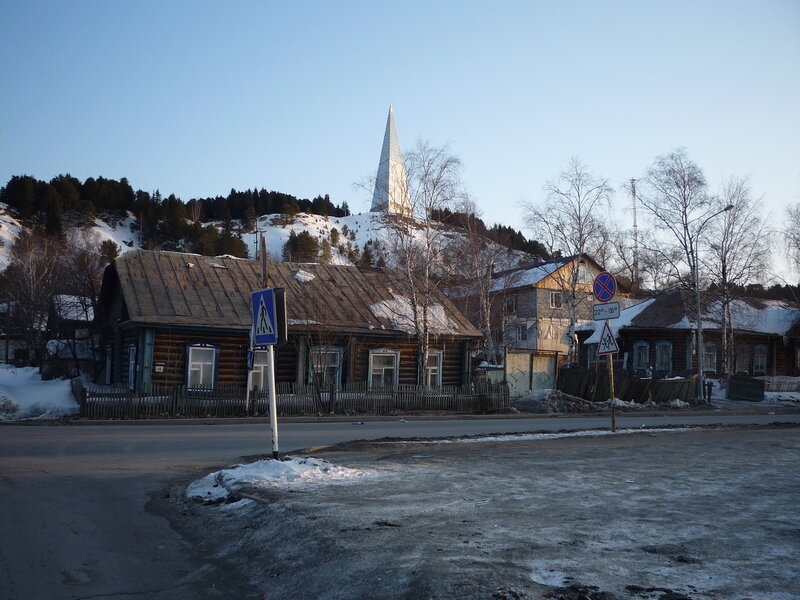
[
  {"x1": 753, "y1": 345, "x2": 767, "y2": 374},
  {"x1": 308, "y1": 347, "x2": 343, "y2": 388},
  {"x1": 632, "y1": 341, "x2": 649, "y2": 370},
  {"x1": 368, "y1": 349, "x2": 399, "y2": 388},
  {"x1": 425, "y1": 350, "x2": 443, "y2": 387},
  {"x1": 655, "y1": 341, "x2": 672, "y2": 371},
  {"x1": 703, "y1": 342, "x2": 717, "y2": 373}
]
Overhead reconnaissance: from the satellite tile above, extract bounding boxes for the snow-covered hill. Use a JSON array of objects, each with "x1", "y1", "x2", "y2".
[{"x1": 0, "y1": 206, "x2": 528, "y2": 273}]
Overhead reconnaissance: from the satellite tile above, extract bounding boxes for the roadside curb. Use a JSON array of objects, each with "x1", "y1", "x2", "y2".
[{"x1": 56, "y1": 407, "x2": 800, "y2": 426}]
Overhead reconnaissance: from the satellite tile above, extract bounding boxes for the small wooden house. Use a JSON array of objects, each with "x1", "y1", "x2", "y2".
[
  {"x1": 576, "y1": 288, "x2": 800, "y2": 378},
  {"x1": 96, "y1": 250, "x2": 482, "y2": 392}
]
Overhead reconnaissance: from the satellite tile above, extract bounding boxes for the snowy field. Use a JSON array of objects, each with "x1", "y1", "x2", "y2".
[
  {"x1": 0, "y1": 365, "x2": 79, "y2": 421},
  {"x1": 172, "y1": 425, "x2": 800, "y2": 600}
]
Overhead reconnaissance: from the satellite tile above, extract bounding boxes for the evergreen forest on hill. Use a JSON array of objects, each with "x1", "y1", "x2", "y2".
[{"x1": 0, "y1": 173, "x2": 547, "y2": 260}]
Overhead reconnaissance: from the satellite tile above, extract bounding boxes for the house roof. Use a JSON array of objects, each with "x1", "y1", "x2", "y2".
[
  {"x1": 490, "y1": 254, "x2": 605, "y2": 293},
  {"x1": 579, "y1": 288, "x2": 800, "y2": 343},
  {"x1": 106, "y1": 250, "x2": 481, "y2": 338}
]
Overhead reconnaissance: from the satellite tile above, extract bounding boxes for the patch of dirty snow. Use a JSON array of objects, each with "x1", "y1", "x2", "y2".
[
  {"x1": 388, "y1": 427, "x2": 693, "y2": 444},
  {"x1": 186, "y1": 457, "x2": 381, "y2": 503}
]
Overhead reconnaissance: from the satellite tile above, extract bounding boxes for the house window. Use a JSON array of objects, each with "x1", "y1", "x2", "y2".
[
  {"x1": 577, "y1": 265, "x2": 593, "y2": 284},
  {"x1": 703, "y1": 342, "x2": 717, "y2": 373},
  {"x1": 186, "y1": 343, "x2": 218, "y2": 390},
  {"x1": 506, "y1": 295, "x2": 516, "y2": 313},
  {"x1": 425, "y1": 350, "x2": 443, "y2": 387},
  {"x1": 517, "y1": 323, "x2": 528, "y2": 341},
  {"x1": 587, "y1": 343, "x2": 599, "y2": 367},
  {"x1": 632, "y1": 341, "x2": 649, "y2": 370},
  {"x1": 127, "y1": 344, "x2": 137, "y2": 391},
  {"x1": 550, "y1": 292, "x2": 562, "y2": 309},
  {"x1": 655, "y1": 341, "x2": 672, "y2": 371},
  {"x1": 368, "y1": 349, "x2": 399, "y2": 388},
  {"x1": 753, "y1": 344, "x2": 767, "y2": 375},
  {"x1": 735, "y1": 344, "x2": 750, "y2": 374},
  {"x1": 250, "y1": 349, "x2": 270, "y2": 391},
  {"x1": 308, "y1": 346, "x2": 343, "y2": 388},
  {"x1": 105, "y1": 345, "x2": 112, "y2": 385}
]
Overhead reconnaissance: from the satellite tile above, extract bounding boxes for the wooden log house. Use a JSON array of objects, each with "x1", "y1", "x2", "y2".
[
  {"x1": 576, "y1": 288, "x2": 800, "y2": 378},
  {"x1": 96, "y1": 250, "x2": 482, "y2": 393}
]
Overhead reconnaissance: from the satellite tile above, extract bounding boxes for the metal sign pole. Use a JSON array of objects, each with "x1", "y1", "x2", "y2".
[
  {"x1": 267, "y1": 344, "x2": 279, "y2": 458},
  {"x1": 608, "y1": 349, "x2": 616, "y2": 433}
]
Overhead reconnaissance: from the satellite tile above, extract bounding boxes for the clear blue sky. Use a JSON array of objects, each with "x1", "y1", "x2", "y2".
[{"x1": 2, "y1": 1, "x2": 798, "y2": 236}]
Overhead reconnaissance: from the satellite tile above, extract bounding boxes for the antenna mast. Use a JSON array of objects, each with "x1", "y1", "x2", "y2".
[{"x1": 631, "y1": 178, "x2": 639, "y2": 289}]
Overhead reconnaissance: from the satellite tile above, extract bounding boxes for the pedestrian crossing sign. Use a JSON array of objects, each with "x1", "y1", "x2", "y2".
[
  {"x1": 252, "y1": 289, "x2": 278, "y2": 345},
  {"x1": 596, "y1": 320, "x2": 619, "y2": 355}
]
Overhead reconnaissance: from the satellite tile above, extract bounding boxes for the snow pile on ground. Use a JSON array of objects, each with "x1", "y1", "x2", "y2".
[
  {"x1": 763, "y1": 391, "x2": 800, "y2": 404},
  {"x1": 391, "y1": 427, "x2": 693, "y2": 445},
  {"x1": 186, "y1": 457, "x2": 380, "y2": 503},
  {"x1": 0, "y1": 365, "x2": 79, "y2": 421}
]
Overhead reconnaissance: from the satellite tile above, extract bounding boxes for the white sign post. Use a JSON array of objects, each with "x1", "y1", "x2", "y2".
[
  {"x1": 252, "y1": 288, "x2": 280, "y2": 459},
  {"x1": 593, "y1": 272, "x2": 619, "y2": 432}
]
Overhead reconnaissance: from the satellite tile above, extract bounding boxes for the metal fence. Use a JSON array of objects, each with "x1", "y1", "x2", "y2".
[{"x1": 75, "y1": 381, "x2": 510, "y2": 419}]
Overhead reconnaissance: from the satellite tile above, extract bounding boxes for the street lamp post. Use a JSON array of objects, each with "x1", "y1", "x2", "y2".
[{"x1": 694, "y1": 204, "x2": 734, "y2": 403}]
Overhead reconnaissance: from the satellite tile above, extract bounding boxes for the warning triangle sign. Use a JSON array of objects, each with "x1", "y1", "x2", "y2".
[
  {"x1": 596, "y1": 321, "x2": 619, "y2": 355},
  {"x1": 255, "y1": 296, "x2": 274, "y2": 337}
]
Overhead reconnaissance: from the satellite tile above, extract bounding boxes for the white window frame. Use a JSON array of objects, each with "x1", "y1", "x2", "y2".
[
  {"x1": 506, "y1": 295, "x2": 516, "y2": 313},
  {"x1": 550, "y1": 291, "x2": 562, "y2": 309},
  {"x1": 308, "y1": 346, "x2": 343, "y2": 388},
  {"x1": 735, "y1": 344, "x2": 750, "y2": 374},
  {"x1": 368, "y1": 348, "x2": 400, "y2": 389},
  {"x1": 186, "y1": 343, "x2": 218, "y2": 391},
  {"x1": 425, "y1": 349, "x2": 444, "y2": 387},
  {"x1": 127, "y1": 344, "x2": 137, "y2": 391},
  {"x1": 632, "y1": 341, "x2": 649, "y2": 370},
  {"x1": 703, "y1": 342, "x2": 717, "y2": 373},
  {"x1": 250, "y1": 349, "x2": 270, "y2": 391},
  {"x1": 655, "y1": 340, "x2": 672, "y2": 371},
  {"x1": 753, "y1": 344, "x2": 767, "y2": 375},
  {"x1": 517, "y1": 323, "x2": 528, "y2": 341},
  {"x1": 587, "y1": 343, "x2": 599, "y2": 367}
]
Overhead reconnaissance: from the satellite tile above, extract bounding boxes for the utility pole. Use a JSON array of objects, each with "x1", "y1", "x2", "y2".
[{"x1": 631, "y1": 178, "x2": 639, "y2": 290}]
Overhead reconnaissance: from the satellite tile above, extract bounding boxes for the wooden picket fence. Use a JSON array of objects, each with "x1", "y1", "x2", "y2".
[
  {"x1": 558, "y1": 367, "x2": 699, "y2": 404},
  {"x1": 75, "y1": 381, "x2": 509, "y2": 419}
]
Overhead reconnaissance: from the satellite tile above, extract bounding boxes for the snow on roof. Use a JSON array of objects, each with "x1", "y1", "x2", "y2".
[
  {"x1": 581, "y1": 298, "x2": 656, "y2": 344},
  {"x1": 53, "y1": 295, "x2": 94, "y2": 321},
  {"x1": 722, "y1": 298, "x2": 800, "y2": 335},
  {"x1": 293, "y1": 269, "x2": 315, "y2": 283},
  {"x1": 490, "y1": 259, "x2": 567, "y2": 293},
  {"x1": 580, "y1": 292, "x2": 800, "y2": 344},
  {"x1": 369, "y1": 292, "x2": 457, "y2": 335}
]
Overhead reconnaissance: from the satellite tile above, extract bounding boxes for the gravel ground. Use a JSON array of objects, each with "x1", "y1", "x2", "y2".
[{"x1": 154, "y1": 425, "x2": 800, "y2": 600}]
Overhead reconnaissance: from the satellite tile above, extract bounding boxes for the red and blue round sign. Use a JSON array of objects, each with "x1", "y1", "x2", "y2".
[{"x1": 593, "y1": 271, "x2": 617, "y2": 303}]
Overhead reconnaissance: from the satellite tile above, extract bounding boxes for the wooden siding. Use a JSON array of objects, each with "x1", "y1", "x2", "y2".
[{"x1": 119, "y1": 325, "x2": 470, "y2": 389}]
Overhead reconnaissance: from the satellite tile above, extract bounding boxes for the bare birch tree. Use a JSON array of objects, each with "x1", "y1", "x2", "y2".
[
  {"x1": 638, "y1": 149, "x2": 715, "y2": 290},
  {"x1": 380, "y1": 140, "x2": 466, "y2": 385},
  {"x1": 521, "y1": 158, "x2": 612, "y2": 360},
  {"x1": 446, "y1": 199, "x2": 524, "y2": 364},
  {"x1": 703, "y1": 177, "x2": 771, "y2": 382},
  {"x1": 2, "y1": 230, "x2": 62, "y2": 364}
]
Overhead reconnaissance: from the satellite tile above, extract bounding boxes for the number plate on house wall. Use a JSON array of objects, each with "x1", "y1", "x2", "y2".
[{"x1": 593, "y1": 301, "x2": 620, "y2": 321}]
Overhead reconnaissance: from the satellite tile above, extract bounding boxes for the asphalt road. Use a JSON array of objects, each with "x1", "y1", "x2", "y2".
[{"x1": 2, "y1": 413, "x2": 799, "y2": 600}]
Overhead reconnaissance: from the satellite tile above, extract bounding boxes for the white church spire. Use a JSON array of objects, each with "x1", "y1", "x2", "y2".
[{"x1": 371, "y1": 105, "x2": 411, "y2": 215}]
